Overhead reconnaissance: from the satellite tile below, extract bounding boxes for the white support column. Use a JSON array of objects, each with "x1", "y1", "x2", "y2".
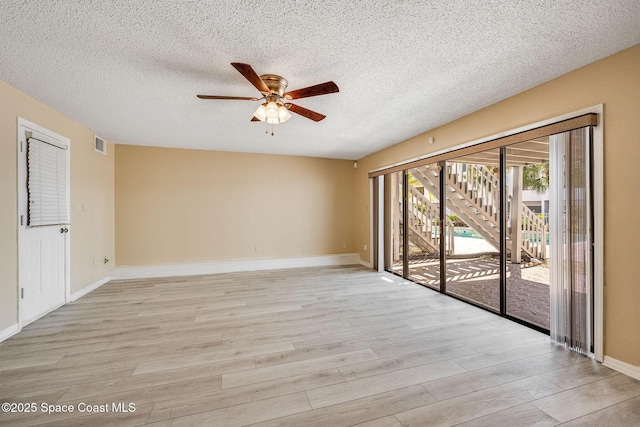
[
  {"x1": 383, "y1": 175, "x2": 392, "y2": 269},
  {"x1": 510, "y1": 166, "x2": 523, "y2": 263},
  {"x1": 391, "y1": 173, "x2": 400, "y2": 262},
  {"x1": 377, "y1": 175, "x2": 385, "y2": 272}
]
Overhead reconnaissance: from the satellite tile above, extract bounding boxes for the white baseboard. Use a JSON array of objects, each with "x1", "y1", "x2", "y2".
[
  {"x1": 0, "y1": 323, "x2": 20, "y2": 343},
  {"x1": 359, "y1": 260, "x2": 373, "y2": 269},
  {"x1": 603, "y1": 356, "x2": 640, "y2": 381},
  {"x1": 70, "y1": 276, "x2": 111, "y2": 302},
  {"x1": 2, "y1": 276, "x2": 112, "y2": 344},
  {"x1": 111, "y1": 253, "x2": 362, "y2": 280}
]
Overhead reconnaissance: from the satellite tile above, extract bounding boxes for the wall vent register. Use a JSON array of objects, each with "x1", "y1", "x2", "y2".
[{"x1": 94, "y1": 135, "x2": 106, "y2": 155}]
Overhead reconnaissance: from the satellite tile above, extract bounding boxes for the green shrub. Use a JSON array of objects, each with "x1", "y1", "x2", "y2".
[{"x1": 448, "y1": 215, "x2": 467, "y2": 227}]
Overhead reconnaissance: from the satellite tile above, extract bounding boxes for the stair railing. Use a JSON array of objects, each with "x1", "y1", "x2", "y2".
[
  {"x1": 408, "y1": 186, "x2": 454, "y2": 254},
  {"x1": 448, "y1": 163, "x2": 500, "y2": 223}
]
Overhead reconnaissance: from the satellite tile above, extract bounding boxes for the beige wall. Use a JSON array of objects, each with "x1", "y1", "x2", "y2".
[
  {"x1": 115, "y1": 145, "x2": 355, "y2": 265},
  {"x1": 0, "y1": 80, "x2": 115, "y2": 332},
  {"x1": 356, "y1": 44, "x2": 640, "y2": 366}
]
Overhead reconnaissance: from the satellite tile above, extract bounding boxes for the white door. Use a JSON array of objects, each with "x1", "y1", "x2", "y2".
[{"x1": 17, "y1": 119, "x2": 70, "y2": 326}]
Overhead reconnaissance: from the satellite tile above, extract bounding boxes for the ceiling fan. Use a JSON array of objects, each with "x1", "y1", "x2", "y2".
[{"x1": 197, "y1": 63, "x2": 339, "y2": 128}]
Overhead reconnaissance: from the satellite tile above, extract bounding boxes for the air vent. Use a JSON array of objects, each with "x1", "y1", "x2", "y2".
[{"x1": 94, "y1": 135, "x2": 106, "y2": 155}]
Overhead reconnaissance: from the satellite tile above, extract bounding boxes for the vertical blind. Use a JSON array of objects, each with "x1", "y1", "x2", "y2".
[
  {"x1": 27, "y1": 137, "x2": 69, "y2": 227},
  {"x1": 549, "y1": 127, "x2": 592, "y2": 355}
]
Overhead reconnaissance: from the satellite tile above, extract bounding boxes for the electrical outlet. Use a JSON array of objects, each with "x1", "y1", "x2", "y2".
[
  {"x1": 363, "y1": 244, "x2": 368, "y2": 251},
  {"x1": 255, "y1": 245, "x2": 260, "y2": 253},
  {"x1": 342, "y1": 242, "x2": 347, "y2": 249}
]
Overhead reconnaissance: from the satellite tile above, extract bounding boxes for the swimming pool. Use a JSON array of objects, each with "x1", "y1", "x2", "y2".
[
  {"x1": 452, "y1": 227, "x2": 550, "y2": 244},
  {"x1": 453, "y1": 228, "x2": 482, "y2": 238}
]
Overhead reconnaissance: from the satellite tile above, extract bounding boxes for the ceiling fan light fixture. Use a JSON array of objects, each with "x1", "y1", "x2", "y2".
[
  {"x1": 253, "y1": 103, "x2": 267, "y2": 121},
  {"x1": 278, "y1": 105, "x2": 292, "y2": 123},
  {"x1": 265, "y1": 101, "x2": 279, "y2": 119}
]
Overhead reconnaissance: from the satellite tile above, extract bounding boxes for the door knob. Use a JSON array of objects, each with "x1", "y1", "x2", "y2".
[{"x1": 60, "y1": 227, "x2": 69, "y2": 233}]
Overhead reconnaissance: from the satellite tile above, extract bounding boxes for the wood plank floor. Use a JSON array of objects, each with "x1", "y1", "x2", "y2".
[{"x1": 1, "y1": 265, "x2": 639, "y2": 426}]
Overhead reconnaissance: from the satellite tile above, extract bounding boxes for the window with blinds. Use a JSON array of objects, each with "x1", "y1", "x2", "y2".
[{"x1": 27, "y1": 137, "x2": 69, "y2": 226}]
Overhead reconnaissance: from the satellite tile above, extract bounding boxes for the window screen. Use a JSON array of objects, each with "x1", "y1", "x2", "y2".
[{"x1": 27, "y1": 137, "x2": 69, "y2": 226}]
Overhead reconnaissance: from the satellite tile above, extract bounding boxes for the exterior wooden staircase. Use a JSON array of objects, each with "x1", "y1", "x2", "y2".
[
  {"x1": 408, "y1": 163, "x2": 546, "y2": 260},
  {"x1": 403, "y1": 186, "x2": 455, "y2": 255}
]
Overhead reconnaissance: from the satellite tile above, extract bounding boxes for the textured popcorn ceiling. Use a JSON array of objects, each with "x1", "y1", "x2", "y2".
[{"x1": 1, "y1": 1, "x2": 639, "y2": 159}]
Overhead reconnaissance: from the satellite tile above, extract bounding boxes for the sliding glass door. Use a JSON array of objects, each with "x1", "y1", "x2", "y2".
[
  {"x1": 379, "y1": 118, "x2": 595, "y2": 349},
  {"x1": 505, "y1": 138, "x2": 551, "y2": 329},
  {"x1": 405, "y1": 164, "x2": 443, "y2": 291},
  {"x1": 445, "y1": 149, "x2": 501, "y2": 312}
]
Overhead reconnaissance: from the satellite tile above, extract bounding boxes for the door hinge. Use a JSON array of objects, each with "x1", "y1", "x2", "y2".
[
  {"x1": 21, "y1": 288, "x2": 24, "y2": 299},
  {"x1": 20, "y1": 140, "x2": 23, "y2": 152},
  {"x1": 20, "y1": 215, "x2": 24, "y2": 226}
]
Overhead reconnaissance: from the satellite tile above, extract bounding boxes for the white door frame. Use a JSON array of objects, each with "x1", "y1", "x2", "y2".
[
  {"x1": 17, "y1": 117, "x2": 71, "y2": 328},
  {"x1": 369, "y1": 104, "x2": 604, "y2": 362}
]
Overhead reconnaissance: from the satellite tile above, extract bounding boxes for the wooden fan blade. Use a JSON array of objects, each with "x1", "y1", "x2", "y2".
[
  {"x1": 284, "y1": 81, "x2": 339, "y2": 100},
  {"x1": 251, "y1": 116, "x2": 260, "y2": 121},
  {"x1": 231, "y1": 63, "x2": 270, "y2": 94},
  {"x1": 197, "y1": 95, "x2": 260, "y2": 100},
  {"x1": 287, "y1": 103, "x2": 326, "y2": 122}
]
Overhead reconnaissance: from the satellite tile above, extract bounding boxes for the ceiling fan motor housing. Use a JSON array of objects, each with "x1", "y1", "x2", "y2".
[{"x1": 260, "y1": 74, "x2": 288, "y2": 96}]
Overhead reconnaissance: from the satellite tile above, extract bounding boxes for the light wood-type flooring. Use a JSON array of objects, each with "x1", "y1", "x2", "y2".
[{"x1": 1, "y1": 265, "x2": 639, "y2": 426}]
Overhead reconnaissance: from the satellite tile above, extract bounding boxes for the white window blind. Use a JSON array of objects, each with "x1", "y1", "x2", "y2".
[{"x1": 27, "y1": 137, "x2": 69, "y2": 226}]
